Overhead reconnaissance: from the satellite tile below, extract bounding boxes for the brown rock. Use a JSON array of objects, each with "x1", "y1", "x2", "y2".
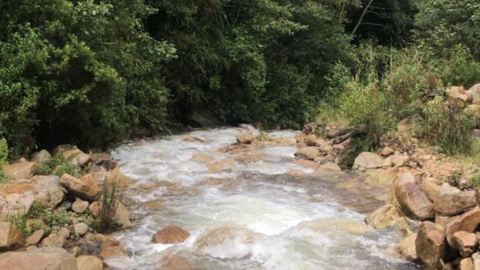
[
  {"x1": 233, "y1": 153, "x2": 265, "y2": 163},
  {"x1": 0, "y1": 247, "x2": 77, "y2": 270},
  {"x1": 236, "y1": 134, "x2": 258, "y2": 144},
  {"x1": 25, "y1": 230, "x2": 45, "y2": 246},
  {"x1": 88, "y1": 201, "x2": 132, "y2": 229},
  {"x1": 434, "y1": 183, "x2": 476, "y2": 216},
  {"x1": 152, "y1": 225, "x2": 190, "y2": 244},
  {"x1": 60, "y1": 174, "x2": 99, "y2": 201},
  {"x1": 420, "y1": 177, "x2": 442, "y2": 202},
  {"x1": 76, "y1": 255, "x2": 103, "y2": 270},
  {"x1": 294, "y1": 147, "x2": 320, "y2": 161},
  {"x1": 353, "y1": 152, "x2": 384, "y2": 171},
  {"x1": 207, "y1": 159, "x2": 237, "y2": 172},
  {"x1": 467, "y1": 83, "x2": 480, "y2": 104},
  {"x1": 291, "y1": 159, "x2": 319, "y2": 170},
  {"x1": 381, "y1": 147, "x2": 395, "y2": 157},
  {"x1": 72, "y1": 199, "x2": 89, "y2": 214},
  {"x1": 191, "y1": 153, "x2": 213, "y2": 162},
  {"x1": 3, "y1": 162, "x2": 37, "y2": 180},
  {"x1": 445, "y1": 207, "x2": 480, "y2": 247},
  {"x1": 395, "y1": 173, "x2": 435, "y2": 220},
  {"x1": 99, "y1": 245, "x2": 125, "y2": 260},
  {"x1": 313, "y1": 163, "x2": 342, "y2": 175},
  {"x1": 453, "y1": 231, "x2": 478, "y2": 257},
  {"x1": 195, "y1": 226, "x2": 261, "y2": 251},
  {"x1": 40, "y1": 233, "x2": 66, "y2": 248},
  {"x1": 62, "y1": 148, "x2": 92, "y2": 167},
  {"x1": 31, "y1": 150, "x2": 52, "y2": 165},
  {"x1": 459, "y1": 258, "x2": 475, "y2": 270},
  {"x1": 158, "y1": 253, "x2": 192, "y2": 270},
  {"x1": 305, "y1": 135, "x2": 326, "y2": 147},
  {"x1": 74, "y1": 223, "x2": 89, "y2": 236},
  {"x1": 4, "y1": 182, "x2": 35, "y2": 194},
  {"x1": 182, "y1": 136, "x2": 204, "y2": 143},
  {"x1": 398, "y1": 233, "x2": 418, "y2": 262},
  {"x1": 447, "y1": 86, "x2": 469, "y2": 101},
  {"x1": 415, "y1": 221, "x2": 446, "y2": 269},
  {"x1": 365, "y1": 204, "x2": 403, "y2": 229},
  {"x1": 31, "y1": 175, "x2": 64, "y2": 207},
  {"x1": 366, "y1": 167, "x2": 399, "y2": 186},
  {"x1": 0, "y1": 222, "x2": 25, "y2": 249},
  {"x1": 52, "y1": 144, "x2": 75, "y2": 156}
]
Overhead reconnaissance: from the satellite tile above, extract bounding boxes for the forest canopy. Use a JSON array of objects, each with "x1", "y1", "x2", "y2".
[{"x1": 0, "y1": 0, "x2": 479, "y2": 158}]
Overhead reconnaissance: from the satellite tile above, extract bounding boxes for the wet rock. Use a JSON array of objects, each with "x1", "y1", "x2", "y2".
[
  {"x1": 415, "y1": 221, "x2": 446, "y2": 269},
  {"x1": 195, "y1": 226, "x2": 261, "y2": 253},
  {"x1": 294, "y1": 147, "x2": 319, "y2": 161},
  {"x1": 74, "y1": 223, "x2": 89, "y2": 236},
  {"x1": 191, "y1": 153, "x2": 213, "y2": 162},
  {"x1": 152, "y1": 225, "x2": 190, "y2": 244},
  {"x1": 236, "y1": 134, "x2": 258, "y2": 144},
  {"x1": 31, "y1": 150, "x2": 52, "y2": 165},
  {"x1": 365, "y1": 204, "x2": 403, "y2": 229},
  {"x1": 434, "y1": 183, "x2": 476, "y2": 216},
  {"x1": 398, "y1": 233, "x2": 418, "y2": 262},
  {"x1": 445, "y1": 207, "x2": 480, "y2": 247},
  {"x1": 3, "y1": 162, "x2": 37, "y2": 180},
  {"x1": 76, "y1": 255, "x2": 103, "y2": 270},
  {"x1": 394, "y1": 173, "x2": 435, "y2": 220},
  {"x1": 353, "y1": 152, "x2": 384, "y2": 171},
  {"x1": 60, "y1": 174, "x2": 99, "y2": 201},
  {"x1": 459, "y1": 257, "x2": 475, "y2": 270},
  {"x1": 291, "y1": 159, "x2": 319, "y2": 170},
  {"x1": 299, "y1": 218, "x2": 371, "y2": 235},
  {"x1": 0, "y1": 247, "x2": 77, "y2": 270},
  {"x1": 62, "y1": 148, "x2": 92, "y2": 167},
  {"x1": 420, "y1": 177, "x2": 442, "y2": 202},
  {"x1": 182, "y1": 136, "x2": 204, "y2": 143},
  {"x1": 72, "y1": 199, "x2": 89, "y2": 214},
  {"x1": 207, "y1": 159, "x2": 237, "y2": 172},
  {"x1": 233, "y1": 153, "x2": 265, "y2": 163},
  {"x1": 452, "y1": 231, "x2": 477, "y2": 257},
  {"x1": 313, "y1": 163, "x2": 342, "y2": 175},
  {"x1": 0, "y1": 222, "x2": 25, "y2": 249},
  {"x1": 25, "y1": 230, "x2": 45, "y2": 246},
  {"x1": 157, "y1": 253, "x2": 192, "y2": 270}
]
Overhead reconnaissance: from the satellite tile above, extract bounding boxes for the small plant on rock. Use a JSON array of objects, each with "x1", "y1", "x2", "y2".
[
  {"x1": 36, "y1": 155, "x2": 82, "y2": 177},
  {"x1": 97, "y1": 175, "x2": 119, "y2": 232},
  {"x1": 7, "y1": 212, "x2": 30, "y2": 236}
]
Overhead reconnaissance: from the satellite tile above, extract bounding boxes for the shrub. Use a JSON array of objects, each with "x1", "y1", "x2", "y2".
[
  {"x1": 36, "y1": 155, "x2": 82, "y2": 177},
  {"x1": 27, "y1": 202, "x2": 70, "y2": 229},
  {"x1": 0, "y1": 138, "x2": 9, "y2": 183},
  {"x1": 96, "y1": 175, "x2": 119, "y2": 232},
  {"x1": 8, "y1": 212, "x2": 30, "y2": 236}
]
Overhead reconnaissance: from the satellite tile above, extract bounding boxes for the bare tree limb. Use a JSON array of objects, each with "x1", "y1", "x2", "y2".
[{"x1": 351, "y1": 0, "x2": 374, "y2": 38}]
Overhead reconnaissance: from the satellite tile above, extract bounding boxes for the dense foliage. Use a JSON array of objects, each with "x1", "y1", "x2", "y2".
[{"x1": 1, "y1": 0, "x2": 479, "y2": 158}]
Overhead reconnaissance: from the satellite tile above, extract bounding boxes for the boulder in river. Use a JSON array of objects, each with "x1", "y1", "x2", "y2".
[
  {"x1": 365, "y1": 204, "x2": 403, "y2": 229},
  {"x1": 294, "y1": 147, "x2": 319, "y2": 161},
  {"x1": 398, "y1": 233, "x2": 418, "y2": 262},
  {"x1": 152, "y1": 225, "x2": 190, "y2": 244}
]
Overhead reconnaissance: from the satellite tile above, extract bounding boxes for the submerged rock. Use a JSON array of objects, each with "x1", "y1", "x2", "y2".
[{"x1": 152, "y1": 225, "x2": 190, "y2": 244}]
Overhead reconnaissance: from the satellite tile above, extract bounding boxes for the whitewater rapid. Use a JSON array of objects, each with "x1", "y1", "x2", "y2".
[{"x1": 107, "y1": 126, "x2": 416, "y2": 270}]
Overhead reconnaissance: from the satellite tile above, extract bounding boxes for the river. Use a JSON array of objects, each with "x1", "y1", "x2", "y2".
[{"x1": 106, "y1": 126, "x2": 417, "y2": 270}]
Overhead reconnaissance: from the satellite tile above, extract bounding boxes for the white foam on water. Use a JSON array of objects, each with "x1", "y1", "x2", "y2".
[{"x1": 108, "y1": 126, "x2": 417, "y2": 270}]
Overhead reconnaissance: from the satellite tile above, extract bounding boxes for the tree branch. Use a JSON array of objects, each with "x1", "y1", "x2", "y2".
[{"x1": 351, "y1": 0, "x2": 374, "y2": 37}]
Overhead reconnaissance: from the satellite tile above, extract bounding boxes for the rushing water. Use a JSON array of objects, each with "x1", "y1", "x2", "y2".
[{"x1": 108, "y1": 126, "x2": 417, "y2": 270}]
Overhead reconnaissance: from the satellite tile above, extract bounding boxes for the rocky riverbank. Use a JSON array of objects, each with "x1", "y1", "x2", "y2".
[{"x1": 0, "y1": 145, "x2": 134, "y2": 270}]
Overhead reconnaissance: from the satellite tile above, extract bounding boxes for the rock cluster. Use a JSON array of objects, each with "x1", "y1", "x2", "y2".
[{"x1": 0, "y1": 146, "x2": 134, "y2": 269}]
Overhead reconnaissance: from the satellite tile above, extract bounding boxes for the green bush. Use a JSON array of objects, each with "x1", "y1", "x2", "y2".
[
  {"x1": 27, "y1": 202, "x2": 70, "y2": 229},
  {"x1": 36, "y1": 155, "x2": 81, "y2": 177},
  {"x1": 0, "y1": 138, "x2": 9, "y2": 183}
]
